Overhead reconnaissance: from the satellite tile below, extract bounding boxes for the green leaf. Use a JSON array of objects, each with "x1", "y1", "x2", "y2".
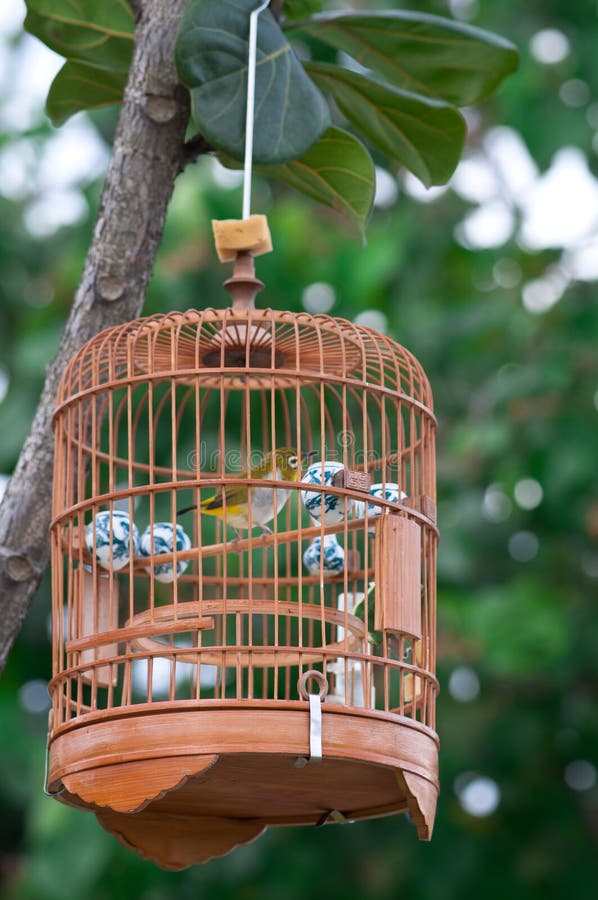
[
  {"x1": 305, "y1": 61, "x2": 466, "y2": 186},
  {"x1": 257, "y1": 126, "x2": 375, "y2": 236},
  {"x1": 286, "y1": 11, "x2": 519, "y2": 106},
  {"x1": 24, "y1": 0, "x2": 134, "y2": 72},
  {"x1": 24, "y1": 0, "x2": 133, "y2": 124},
  {"x1": 281, "y1": 0, "x2": 325, "y2": 20},
  {"x1": 46, "y1": 60, "x2": 127, "y2": 126},
  {"x1": 175, "y1": 0, "x2": 330, "y2": 165}
]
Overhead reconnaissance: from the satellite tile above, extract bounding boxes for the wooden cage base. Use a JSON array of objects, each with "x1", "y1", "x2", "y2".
[{"x1": 48, "y1": 704, "x2": 438, "y2": 869}]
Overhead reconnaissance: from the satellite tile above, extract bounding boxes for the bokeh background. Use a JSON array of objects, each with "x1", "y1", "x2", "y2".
[{"x1": 1, "y1": 1, "x2": 597, "y2": 897}]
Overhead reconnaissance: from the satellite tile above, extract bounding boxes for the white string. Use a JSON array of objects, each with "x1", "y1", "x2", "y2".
[{"x1": 242, "y1": 0, "x2": 270, "y2": 219}]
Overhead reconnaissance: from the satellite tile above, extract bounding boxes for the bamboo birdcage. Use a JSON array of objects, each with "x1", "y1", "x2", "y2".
[{"x1": 47, "y1": 253, "x2": 439, "y2": 870}]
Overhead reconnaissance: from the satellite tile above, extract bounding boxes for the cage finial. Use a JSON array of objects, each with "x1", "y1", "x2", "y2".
[{"x1": 222, "y1": 249, "x2": 264, "y2": 310}]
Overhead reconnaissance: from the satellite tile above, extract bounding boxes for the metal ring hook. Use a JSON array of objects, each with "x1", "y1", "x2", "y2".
[{"x1": 297, "y1": 669, "x2": 328, "y2": 701}]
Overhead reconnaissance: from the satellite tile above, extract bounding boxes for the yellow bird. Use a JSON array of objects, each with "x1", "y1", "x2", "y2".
[{"x1": 179, "y1": 448, "x2": 315, "y2": 538}]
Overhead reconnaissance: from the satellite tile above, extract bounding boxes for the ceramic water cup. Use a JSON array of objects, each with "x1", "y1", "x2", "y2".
[
  {"x1": 353, "y1": 483, "x2": 406, "y2": 534},
  {"x1": 140, "y1": 522, "x2": 192, "y2": 583},
  {"x1": 301, "y1": 460, "x2": 353, "y2": 525},
  {"x1": 303, "y1": 534, "x2": 345, "y2": 577},
  {"x1": 85, "y1": 510, "x2": 140, "y2": 571}
]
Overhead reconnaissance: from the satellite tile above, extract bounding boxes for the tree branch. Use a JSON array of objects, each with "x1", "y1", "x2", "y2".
[
  {"x1": 0, "y1": 0, "x2": 191, "y2": 674},
  {"x1": 129, "y1": 0, "x2": 144, "y2": 23},
  {"x1": 181, "y1": 132, "x2": 215, "y2": 171}
]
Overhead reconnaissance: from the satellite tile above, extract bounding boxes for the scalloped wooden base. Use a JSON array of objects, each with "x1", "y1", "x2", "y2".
[{"x1": 48, "y1": 704, "x2": 438, "y2": 869}]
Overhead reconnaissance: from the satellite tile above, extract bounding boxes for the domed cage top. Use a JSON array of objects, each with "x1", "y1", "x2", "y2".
[{"x1": 48, "y1": 291, "x2": 438, "y2": 869}]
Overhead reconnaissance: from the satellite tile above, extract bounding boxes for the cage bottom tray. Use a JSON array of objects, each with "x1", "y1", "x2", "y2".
[{"x1": 48, "y1": 703, "x2": 438, "y2": 869}]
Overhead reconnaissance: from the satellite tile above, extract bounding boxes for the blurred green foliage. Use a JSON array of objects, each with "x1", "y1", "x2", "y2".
[
  {"x1": 26, "y1": 0, "x2": 516, "y2": 230},
  {"x1": 1, "y1": 0, "x2": 597, "y2": 898}
]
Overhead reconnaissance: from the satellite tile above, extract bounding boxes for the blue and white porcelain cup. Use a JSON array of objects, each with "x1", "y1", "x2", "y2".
[
  {"x1": 303, "y1": 535, "x2": 345, "y2": 577},
  {"x1": 354, "y1": 483, "x2": 406, "y2": 534},
  {"x1": 300, "y1": 461, "x2": 353, "y2": 525},
  {"x1": 85, "y1": 510, "x2": 140, "y2": 571},
  {"x1": 140, "y1": 522, "x2": 192, "y2": 583}
]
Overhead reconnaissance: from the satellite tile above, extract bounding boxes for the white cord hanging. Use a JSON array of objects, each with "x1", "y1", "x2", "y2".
[{"x1": 242, "y1": 0, "x2": 270, "y2": 220}]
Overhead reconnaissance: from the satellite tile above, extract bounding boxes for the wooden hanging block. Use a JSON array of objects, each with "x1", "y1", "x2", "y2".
[
  {"x1": 77, "y1": 568, "x2": 119, "y2": 687},
  {"x1": 374, "y1": 516, "x2": 422, "y2": 639},
  {"x1": 212, "y1": 215, "x2": 272, "y2": 262}
]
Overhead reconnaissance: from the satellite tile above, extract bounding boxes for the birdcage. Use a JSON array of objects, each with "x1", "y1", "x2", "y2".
[{"x1": 47, "y1": 253, "x2": 438, "y2": 869}]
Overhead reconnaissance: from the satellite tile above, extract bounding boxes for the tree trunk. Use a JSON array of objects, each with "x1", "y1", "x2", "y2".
[{"x1": 0, "y1": 0, "x2": 191, "y2": 673}]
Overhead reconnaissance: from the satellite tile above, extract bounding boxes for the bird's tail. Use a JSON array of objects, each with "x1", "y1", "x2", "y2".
[
  {"x1": 177, "y1": 503, "x2": 196, "y2": 515},
  {"x1": 178, "y1": 496, "x2": 220, "y2": 516}
]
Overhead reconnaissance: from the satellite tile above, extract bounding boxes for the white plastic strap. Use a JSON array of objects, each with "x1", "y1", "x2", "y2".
[
  {"x1": 242, "y1": 0, "x2": 270, "y2": 219},
  {"x1": 308, "y1": 691, "x2": 323, "y2": 761}
]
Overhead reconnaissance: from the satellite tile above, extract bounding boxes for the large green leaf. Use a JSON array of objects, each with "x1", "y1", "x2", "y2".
[
  {"x1": 25, "y1": 0, "x2": 133, "y2": 125},
  {"x1": 305, "y1": 61, "x2": 466, "y2": 186},
  {"x1": 24, "y1": 0, "x2": 134, "y2": 72},
  {"x1": 257, "y1": 126, "x2": 375, "y2": 236},
  {"x1": 286, "y1": 11, "x2": 519, "y2": 106},
  {"x1": 46, "y1": 61, "x2": 128, "y2": 126},
  {"x1": 175, "y1": 0, "x2": 330, "y2": 165}
]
